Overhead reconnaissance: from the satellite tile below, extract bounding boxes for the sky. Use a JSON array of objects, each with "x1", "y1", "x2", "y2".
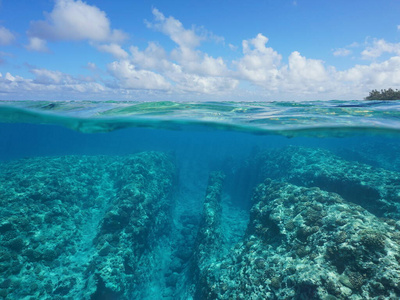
[{"x1": 1, "y1": 0, "x2": 400, "y2": 101}]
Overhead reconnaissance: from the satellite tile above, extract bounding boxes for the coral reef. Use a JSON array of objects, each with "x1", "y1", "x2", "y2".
[
  {"x1": 253, "y1": 146, "x2": 400, "y2": 219},
  {"x1": 194, "y1": 179, "x2": 400, "y2": 299},
  {"x1": 0, "y1": 152, "x2": 175, "y2": 299},
  {"x1": 2, "y1": 145, "x2": 400, "y2": 299},
  {"x1": 192, "y1": 171, "x2": 225, "y2": 299}
]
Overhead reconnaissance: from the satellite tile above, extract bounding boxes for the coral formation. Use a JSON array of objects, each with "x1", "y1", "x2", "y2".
[
  {"x1": 192, "y1": 171, "x2": 225, "y2": 299},
  {"x1": 253, "y1": 146, "x2": 400, "y2": 219},
  {"x1": 193, "y1": 179, "x2": 400, "y2": 299},
  {"x1": 0, "y1": 152, "x2": 175, "y2": 299},
  {"x1": 1, "y1": 145, "x2": 400, "y2": 299}
]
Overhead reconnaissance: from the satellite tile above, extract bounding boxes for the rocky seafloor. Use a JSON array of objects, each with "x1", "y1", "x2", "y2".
[
  {"x1": 0, "y1": 152, "x2": 176, "y2": 299},
  {"x1": 1, "y1": 146, "x2": 400, "y2": 299}
]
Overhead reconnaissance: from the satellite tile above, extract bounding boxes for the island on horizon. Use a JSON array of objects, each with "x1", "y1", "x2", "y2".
[{"x1": 365, "y1": 88, "x2": 400, "y2": 100}]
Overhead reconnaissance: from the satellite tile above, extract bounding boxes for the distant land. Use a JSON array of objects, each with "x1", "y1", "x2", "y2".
[{"x1": 365, "y1": 89, "x2": 400, "y2": 100}]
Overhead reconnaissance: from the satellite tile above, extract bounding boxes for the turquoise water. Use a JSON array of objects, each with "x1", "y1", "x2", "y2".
[{"x1": 1, "y1": 100, "x2": 400, "y2": 299}]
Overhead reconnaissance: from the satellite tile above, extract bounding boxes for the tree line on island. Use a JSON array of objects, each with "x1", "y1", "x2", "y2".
[{"x1": 365, "y1": 88, "x2": 400, "y2": 100}]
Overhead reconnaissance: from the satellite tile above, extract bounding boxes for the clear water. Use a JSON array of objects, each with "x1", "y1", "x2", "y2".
[{"x1": 1, "y1": 100, "x2": 400, "y2": 299}]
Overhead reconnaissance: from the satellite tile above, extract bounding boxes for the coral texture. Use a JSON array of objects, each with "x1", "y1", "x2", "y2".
[
  {"x1": 193, "y1": 179, "x2": 400, "y2": 299},
  {"x1": 0, "y1": 152, "x2": 175, "y2": 299}
]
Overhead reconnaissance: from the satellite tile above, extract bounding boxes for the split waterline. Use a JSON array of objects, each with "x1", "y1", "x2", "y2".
[{"x1": 1, "y1": 100, "x2": 400, "y2": 299}]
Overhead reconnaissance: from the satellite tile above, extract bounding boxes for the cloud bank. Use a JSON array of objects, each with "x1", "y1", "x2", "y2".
[{"x1": 2, "y1": 1, "x2": 400, "y2": 100}]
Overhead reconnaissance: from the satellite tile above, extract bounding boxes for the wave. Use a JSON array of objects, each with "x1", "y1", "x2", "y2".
[{"x1": 1, "y1": 100, "x2": 400, "y2": 137}]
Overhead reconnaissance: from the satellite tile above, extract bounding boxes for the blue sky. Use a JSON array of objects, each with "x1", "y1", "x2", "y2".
[{"x1": 1, "y1": 0, "x2": 400, "y2": 101}]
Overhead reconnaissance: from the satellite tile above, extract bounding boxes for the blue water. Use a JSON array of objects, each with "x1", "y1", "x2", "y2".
[{"x1": 1, "y1": 100, "x2": 400, "y2": 299}]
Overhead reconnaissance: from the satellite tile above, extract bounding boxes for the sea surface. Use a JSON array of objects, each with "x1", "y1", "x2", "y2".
[{"x1": 1, "y1": 100, "x2": 400, "y2": 299}]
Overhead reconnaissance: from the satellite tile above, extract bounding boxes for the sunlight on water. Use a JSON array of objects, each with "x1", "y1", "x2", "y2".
[{"x1": 2, "y1": 100, "x2": 400, "y2": 136}]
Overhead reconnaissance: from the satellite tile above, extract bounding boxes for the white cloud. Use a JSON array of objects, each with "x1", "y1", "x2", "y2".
[
  {"x1": 146, "y1": 8, "x2": 229, "y2": 77},
  {"x1": 130, "y1": 42, "x2": 171, "y2": 71},
  {"x1": 7, "y1": 7, "x2": 400, "y2": 100},
  {"x1": 333, "y1": 48, "x2": 351, "y2": 57},
  {"x1": 0, "y1": 26, "x2": 15, "y2": 45},
  {"x1": 85, "y1": 62, "x2": 97, "y2": 71},
  {"x1": 96, "y1": 43, "x2": 128, "y2": 59},
  {"x1": 229, "y1": 44, "x2": 238, "y2": 51},
  {"x1": 27, "y1": 0, "x2": 126, "y2": 47},
  {"x1": 175, "y1": 73, "x2": 238, "y2": 94},
  {"x1": 128, "y1": 8, "x2": 231, "y2": 90},
  {"x1": 163, "y1": 63, "x2": 238, "y2": 94},
  {"x1": 279, "y1": 51, "x2": 333, "y2": 93},
  {"x1": 31, "y1": 69, "x2": 67, "y2": 84},
  {"x1": 146, "y1": 8, "x2": 203, "y2": 49},
  {"x1": 0, "y1": 69, "x2": 106, "y2": 97},
  {"x1": 171, "y1": 47, "x2": 228, "y2": 76},
  {"x1": 107, "y1": 60, "x2": 171, "y2": 90},
  {"x1": 29, "y1": 68, "x2": 96, "y2": 86},
  {"x1": 107, "y1": 51, "x2": 237, "y2": 94},
  {"x1": 339, "y1": 56, "x2": 400, "y2": 86},
  {"x1": 234, "y1": 33, "x2": 281, "y2": 86},
  {"x1": 26, "y1": 37, "x2": 48, "y2": 52},
  {"x1": 361, "y1": 39, "x2": 400, "y2": 59},
  {"x1": 398, "y1": 25, "x2": 400, "y2": 30},
  {"x1": 287, "y1": 51, "x2": 329, "y2": 82}
]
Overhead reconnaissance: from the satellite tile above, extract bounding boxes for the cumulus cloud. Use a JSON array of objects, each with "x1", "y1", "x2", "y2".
[
  {"x1": 287, "y1": 52, "x2": 328, "y2": 82},
  {"x1": 146, "y1": 8, "x2": 203, "y2": 49},
  {"x1": 96, "y1": 43, "x2": 128, "y2": 59},
  {"x1": 146, "y1": 8, "x2": 228, "y2": 77},
  {"x1": 7, "y1": 7, "x2": 400, "y2": 100},
  {"x1": 0, "y1": 26, "x2": 15, "y2": 45},
  {"x1": 234, "y1": 33, "x2": 281, "y2": 86},
  {"x1": 27, "y1": 0, "x2": 126, "y2": 50},
  {"x1": 163, "y1": 64, "x2": 238, "y2": 94},
  {"x1": 280, "y1": 51, "x2": 333, "y2": 93},
  {"x1": 107, "y1": 52, "x2": 238, "y2": 94},
  {"x1": 171, "y1": 47, "x2": 228, "y2": 76},
  {"x1": 104, "y1": 8, "x2": 236, "y2": 94},
  {"x1": 361, "y1": 39, "x2": 400, "y2": 59},
  {"x1": 130, "y1": 42, "x2": 171, "y2": 71},
  {"x1": 339, "y1": 56, "x2": 400, "y2": 86},
  {"x1": 0, "y1": 69, "x2": 107, "y2": 98},
  {"x1": 107, "y1": 60, "x2": 171, "y2": 90}
]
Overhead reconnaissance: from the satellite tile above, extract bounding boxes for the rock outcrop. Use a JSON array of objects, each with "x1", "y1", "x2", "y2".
[{"x1": 0, "y1": 152, "x2": 175, "y2": 299}]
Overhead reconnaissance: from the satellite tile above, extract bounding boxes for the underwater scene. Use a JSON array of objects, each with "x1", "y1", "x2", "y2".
[{"x1": 2, "y1": 100, "x2": 400, "y2": 300}]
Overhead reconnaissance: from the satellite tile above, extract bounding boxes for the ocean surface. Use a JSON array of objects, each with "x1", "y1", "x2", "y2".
[{"x1": 1, "y1": 100, "x2": 400, "y2": 299}]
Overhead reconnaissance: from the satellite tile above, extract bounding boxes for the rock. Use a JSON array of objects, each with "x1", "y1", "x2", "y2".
[
  {"x1": 253, "y1": 146, "x2": 400, "y2": 219},
  {"x1": 0, "y1": 152, "x2": 176, "y2": 300},
  {"x1": 193, "y1": 180, "x2": 400, "y2": 300}
]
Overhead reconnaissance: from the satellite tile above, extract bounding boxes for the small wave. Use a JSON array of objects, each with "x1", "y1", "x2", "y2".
[{"x1": 1, "y1": 100, "x2": 400, "y2": 137}]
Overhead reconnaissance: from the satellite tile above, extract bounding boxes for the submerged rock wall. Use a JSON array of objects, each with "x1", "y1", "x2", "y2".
[
  {"x1": 0, "y1": 152, "x2": 176, "y2": 299},
  {"x1": 191, "y1": 146, "x2": 400, "y2": 300},
  {"x1": 2, "y1": 145, "x2": 400, "y2": 299},
  {"x1": 254, "y1": 146, "x2": 400, "y2": 219},
  {"x1": 194, "y1": 179, "x2": 400, "y2": 299},
  {"x1": 192, "y1": 171, "x2": 225, "y2": 299}
]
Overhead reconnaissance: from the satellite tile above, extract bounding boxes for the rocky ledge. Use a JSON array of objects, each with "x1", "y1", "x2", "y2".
[
  {"x1": 194, "y1": 179, "x2": 400, "y2": 300},
  {"x1": 0, "y1": 152, "x2": 175, "y2": 299}
]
